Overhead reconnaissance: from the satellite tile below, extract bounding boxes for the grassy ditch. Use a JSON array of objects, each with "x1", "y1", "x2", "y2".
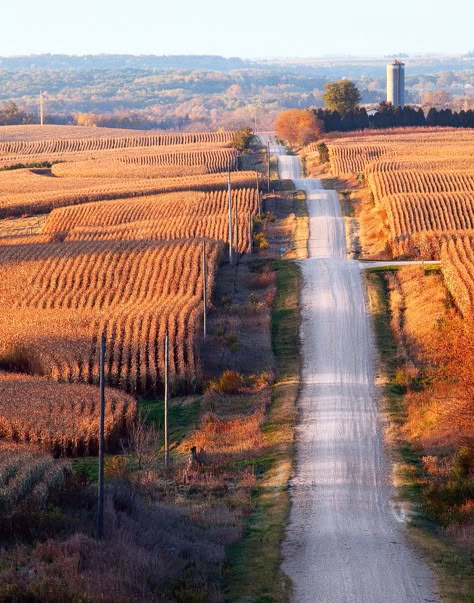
[
  {"x1": 226, "y1": 260, "x2": 300, "y2": 602},
  {"x1": 365, "y1": 271, "x2": 474, "y2": 602}
]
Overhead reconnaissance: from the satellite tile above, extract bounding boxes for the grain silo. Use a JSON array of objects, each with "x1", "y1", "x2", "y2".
[{"x1": 386, "y1": 61, "x2": 405, "y2": 108}]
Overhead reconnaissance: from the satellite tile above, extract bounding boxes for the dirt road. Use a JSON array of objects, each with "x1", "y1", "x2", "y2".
[{"x1": 272, "y1": 143, "x2": 438, "y2": 602}]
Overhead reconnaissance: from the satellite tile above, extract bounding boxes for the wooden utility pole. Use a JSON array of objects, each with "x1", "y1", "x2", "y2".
[
  {"x1": 228, "y1": 171, "x2": 233, "y2": 264},
  {"x1": 258, "y1": 190, "x2": 262, "y2": 218},
  {"x1": 267, "y1": 141, "x2": 271, "y2": 191},
  {"x1": 248, "y1": 211, "x2": 253, "y2": 255},
  {"x1": 39, "y1": 92, "x2": 44, "y2": 126},
  {"x1": 164, "y1": 332, "x2": 169, "y2": 467},
  {"x1": 234, "y1": 188, "x2": 239, "y2": 264},
  {"x1": 255, "y1": 170, "x2": 259, "y2": 194},
  {"x1": 202, "y1": 240, "x2": 207, "y2": 338},
  {"x1": 96, "y1": 331, "x2": 106, "y2": 540}
]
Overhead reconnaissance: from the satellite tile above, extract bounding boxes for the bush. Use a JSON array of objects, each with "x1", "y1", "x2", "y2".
[
  {"x1": 231, "y1": 127, "x2": 254, "y2": 152},
  {"x1": 253, "y1": 233, "x2": 270, "y2": 250},
  {"x1": 317, "y1": 142, "x2": 329, "y2": 164},
  {"x1": 209, "y1": 371, "x2": 246, "y2": 395}
]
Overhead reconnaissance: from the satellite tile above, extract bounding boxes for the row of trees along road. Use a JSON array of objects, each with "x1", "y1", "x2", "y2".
[{"x1": 275, "y1": 80, "x2": 474, "y2": 143}]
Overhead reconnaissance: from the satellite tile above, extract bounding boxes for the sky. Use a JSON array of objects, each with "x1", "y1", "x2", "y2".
[{"x1": 2, "y1": 0, "x2": 473, "y2": 58}]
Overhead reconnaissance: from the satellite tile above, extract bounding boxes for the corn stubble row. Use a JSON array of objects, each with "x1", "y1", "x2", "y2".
[
  {"x1": 0, "y1": 171, "x2": 257, "y2": 218},
  {"x1": 51, "y1": 147, "x2": 239, "y2": 178},
  {"x1": 441, "y1": 234, "x2": 474, "y2": 318},
  {"x1": 0, "y1": 372, "x2": 135, "y2": 456},
  {"x1": 327, "y1": 131, "x2": 474, "y2": 260},
  {"x1": 0, "y1": 238, "x2": 224, "y2": 396},
  {"x1": 0, "y1": 129, "x2": 235, "y2": 159},
  {"x1": 0, "y1": 447, "x2": 69, "y2": 512},
  {"x1": 43, "y1": 188, "x2": 258, "y2": 252}
]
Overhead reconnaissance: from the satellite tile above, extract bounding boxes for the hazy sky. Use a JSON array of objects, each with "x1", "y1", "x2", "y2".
[{"x1": 2, "y1": 0, "x2": 473, "y2": 58}]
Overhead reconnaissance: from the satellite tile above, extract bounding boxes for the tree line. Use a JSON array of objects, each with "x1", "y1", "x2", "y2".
[{"x1": 313, "y1": 103, "x2": 474, "y2": 132}]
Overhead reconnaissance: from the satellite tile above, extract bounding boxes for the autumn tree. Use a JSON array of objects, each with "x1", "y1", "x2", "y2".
[
  {"x1": 231, "y1": 126, "x2": 255, "y2": 152},
  {"x1": 274, "y1": 109, "x2": 324, "y2": 146},
  {"x1": 323, "y1": 80, "x2": 361, "y2": 116}
]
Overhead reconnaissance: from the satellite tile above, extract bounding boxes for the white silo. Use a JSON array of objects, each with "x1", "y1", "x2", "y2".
[{"x1": 387, "y1": 61, "x2": 405, "y2": 108}]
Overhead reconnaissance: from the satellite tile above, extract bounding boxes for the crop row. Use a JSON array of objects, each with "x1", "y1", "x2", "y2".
[
  {"x1": 0, "y1": 171, "x2": 257, "y2": 218},
  {"x1": 0, "y1": 372, "x2": 136, "y2": 456},
  {"x1": 0, "y1": 130, "x2": 235, "y2": 157},
  {"x1": 0, "y1": 238, "x2": 224, "y2": 394},
  {"x1": 441, "y1": 234, "x2": 474, "y2": 318},
  {"x1": 43, "y1": 188, "x2": 258, "y2": 252}
]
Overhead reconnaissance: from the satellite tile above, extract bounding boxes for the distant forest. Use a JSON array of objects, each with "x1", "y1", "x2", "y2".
[{"x1": 0, "y1": 54, "x2": 473, "y2": 131}]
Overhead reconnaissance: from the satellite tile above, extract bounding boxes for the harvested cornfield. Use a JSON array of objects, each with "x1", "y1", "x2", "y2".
[
  {"x1": 0, "y1": 447, "x2": 70, "y2": 513},
  {"x1": 441, "y1": 234, "x2": 474, "y2": 318},
  {"x1": 327, "y1": 129, "x2": 474, "y2": 176},
  {"x1": 0, "y1": 128, "x2": 236, "y2": 166},
  {"x1": 0, "y1": 238, "x2": 224, "y2": 394},
  {"x1": 369, "y1": 170, "x2": 474, "y2": 205},
  {"x1": 0, "y1": 372, "x2": 136, "y2": 456},
  {"x1": 43, "y1": 188, "x2": 258, "y2": 253},
  {"x1": 0, "y1": 171, "x2": 257, "y2": 218},
  {"x1": 384, "y1": 191, "x2": 474, "y2": 255},
  {"x1": 328, "y1": 143, "x2": 389, "y2": 175},
  {"x1": 52, "y1": 146, "x2": 239, "y2": 178}
]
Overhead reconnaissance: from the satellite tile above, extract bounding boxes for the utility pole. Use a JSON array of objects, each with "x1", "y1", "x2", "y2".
[
  {"x1": 39, "y1": 91, "x2": 44, "y2": 126},
  {"x1": 96, "y1": 331, "x2": 106, "y2": 540},
  {"x1": 248, "y1": 211, "x2": 253, "y2": 255},
  {"x1": 267, "y1": 141, "x2": 271, "y2": 191},
  {"x1": 202, "y1": 240, "x2": 207, "y2": 338},
  {"x1": 258, "y1": 190, "x2": 262, "y2": 218},
  {"x1": 234, "y1": 188, "x2": 239, "y2": 264},
  {"x1": 228, "y1": 171, "x2": 233, "y2": 264},
  {"x1": 255, "y1": 170, "x2": 259, "y2": 195},
  {"x1": 164, "y1": 332, "x2": 169, "y2": 467}
]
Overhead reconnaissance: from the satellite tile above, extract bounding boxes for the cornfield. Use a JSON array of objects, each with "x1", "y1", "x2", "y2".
[
  {"x1": 0, "y1": 170, "x2": 257, "y2": 218},
  {"x1": 43, "y1": 188, "x2": 258, "y2": 253},
  {"x1": 368, "y1": 170, "x2": 474, "y2": 206},
  {"x1": 441, "y1": 234, "x2": 474, "y2": 318},
  {"x1": 0, "y1": 238, "x2": 224, "y2": 394},
  {"x1": 0, "y1": 372, "x2": 136, "y2": 456},
  {"x1": 384, "y1": 192, "x2": 474, "y2": 255},
  {"x1": 327, "y1": 129, "x2": 474, "y2": 176},
  {"x1": 0, "y1": 129, "x2": 235, "y2": 159},
  {"x1": 0, "y1": 447, "x2": 69, "y2": 512},
  {"x1": 51, "y1": 147, "x2": 239, "y2": 178}
]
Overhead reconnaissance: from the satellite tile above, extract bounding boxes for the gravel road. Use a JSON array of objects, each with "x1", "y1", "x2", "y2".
[{"x1": 272, "y1": 144, "x2": 439, "y2": 602}]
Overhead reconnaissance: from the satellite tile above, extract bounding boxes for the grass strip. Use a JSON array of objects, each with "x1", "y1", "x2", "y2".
[
  {"x1": 365, "y1": 271, "x2": 474, "y2": 602},
  {"x1": 225, "y1": 260, "x2": 300, "y2": 602}
]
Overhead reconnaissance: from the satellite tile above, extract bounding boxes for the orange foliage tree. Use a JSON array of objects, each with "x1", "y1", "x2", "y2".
[{"x1": 274, "y1": 109, "x2": 323, "y2": 146}]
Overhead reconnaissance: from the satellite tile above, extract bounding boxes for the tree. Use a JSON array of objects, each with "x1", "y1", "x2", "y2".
[
  {"x1": 323, "y1": 80, "x2": 361, "y2": 116},
  {"x1": 231, "y1": 127, "x2": 255, "y2": 152},
  {"x1": 421, "y1": 90, "x2": 453, "y2": 111},
  {"x1": 0, "y1": 102, "x2": 32, "y2": 126},
  {"x1": 274, "y1": 109, "x2": 324, "y2": 146}
]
